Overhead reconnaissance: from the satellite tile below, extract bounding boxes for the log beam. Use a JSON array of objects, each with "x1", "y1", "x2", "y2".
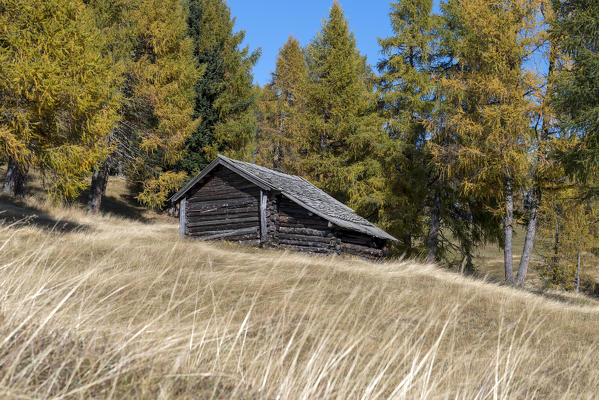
[
  {"x1": 260, "y1": 190, "x2": 267, "y2": 243},
  {"x1": 179, "y1": 197, "x2": 187, "y2": 237}
]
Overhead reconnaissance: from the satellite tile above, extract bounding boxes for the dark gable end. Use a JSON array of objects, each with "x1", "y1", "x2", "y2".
[{"x1": 170, "y1": 155, "x2": 397, "y2": 258}]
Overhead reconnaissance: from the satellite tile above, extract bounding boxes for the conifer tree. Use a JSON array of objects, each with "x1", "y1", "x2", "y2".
[
  {"x1": 303, "y1": 1, "x2": 385, "y2": 218},
  {"x1": 0, "y1": 0, "x2": 123, "y2": 200},
  {"x1": 551, "y1": 0, "x2": 599, "y2": 183},
  {"x1": 377, "y1": 0, "x2": 441, "y2": 257},
  {"x1": 129, "y1": 0, "x2": 200, "y2": 208},
  {"x1": 85, "y1": 0, "x2": 199, "y2": 211},
  {"x1": 515, "y1": 2, "x2": 560, "y2": 284},
  {"x1": 256, "y1": 36, "x2": 309, "y2": 174},
  {"x1": 537, "y1": 184, "x2": 599, "y2": 291},
  {"x1": 85, "y1": 0, "x2": 137, "y2": 213},
  {"x1": 180, "y1": 0, "x2": 260, "y2": 176},
  {"x1": 437, "y1": 0, "x2": 543, "y2": 283}
]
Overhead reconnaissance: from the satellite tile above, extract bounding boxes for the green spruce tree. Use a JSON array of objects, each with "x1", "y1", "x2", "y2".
[
  {"x1": 551, "y1": 0, "x2": 599, "y2": 183},
  {"x1": 377, "y1": 0, "x2": 441, "y2": 257},
  {"x1": 180, "y1": 0, "x2": 260, "y2": 176}
]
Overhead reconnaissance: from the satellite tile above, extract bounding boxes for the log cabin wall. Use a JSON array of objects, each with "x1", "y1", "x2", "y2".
[
  {"x1": 335, "y1": 230, "x2": 386, "y2": 259},
  {"x1": 276, "y1": 196, "x2": 338, "y2": 254},
  {"x1": 264, "y1": 193, "x2": 280, "y2": 245},
  {"x1": 184, "y1": 165, "x2": 261, "y2": 244},
  {"x1": 276, "y1": 196, "x2": 386, "y2": 258}
]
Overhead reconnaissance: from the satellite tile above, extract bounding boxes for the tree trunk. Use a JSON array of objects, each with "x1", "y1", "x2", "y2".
[
  {"x1": 551, "y1": 208, "x2": 561, "y2": 283},
  {"x1": 2, "y1": 158, "x2": 28, "y2": 197},
  {"x1": 460, "y1": 248, "x2": 473, "y2": 274},
  {"x1": 87, "y1": 162, "x2": 109, "y2": 213},
  {"x1": 516, "y1": 188, "x2": 539, "y2": 285},
  {"x1": 576, "y1": 248, "x2": 581, "y2": 294},
  {"x1": 404, "y1": 232, "x2": 412, "y2": 253},
  {"x1": 504, "y1": 176, "x2": 515, "y2": 284},
  {"x1": 426, "y1": 190, "x2": 441, "y2": 263},
  {"x1": 462, "y1": 229, "x2": 475, "y2": 274}
]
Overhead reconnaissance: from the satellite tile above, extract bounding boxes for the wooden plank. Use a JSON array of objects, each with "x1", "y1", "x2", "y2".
[
  {"x1": 171, "y1": 157, "x2": 270, "y2": 203},
  {"x1": 195, "y1": 227, "x2": 259, "y2": 241},
  {"x1": 188, "y1": 211, "x2": 258, "y2": 222},
  {"x1": 187, "y1": 206, "x2": 258, "y2": 217},
  {"x1": 278, "y1": 226, "x2": 331, "y2": 237},
  {"x1": 179, "y1": 197, "x2": 186, "y2": 237},
  {"x1": 279, "y1": 236, "x2": 332, "y2": 245},
  {"x1": 186, "y1": 198, "x2": 257, "y2": 209},
  {"x1": 192, "y1": 178, "x2": 258, "y2": 190},
  {"x1": 192, "y1": 185, "x2": 258, "y2": 196},
  {"x1": 260, "y1": 190, "x2": 267, "y2": 242},
  {"x1": 189, "y1": 193, "x2": 258, "y2": 203},
  {"x1": 279, "y1": 214, "x2": 327, "y2": 223},
  {"x1": 279, "y1": 238, "x2": 333, "y2": 247},
  {"x1": 341, "y1": 242, "x2": 384, "y2": 257},
  {"x1": 187, "y1": 216, "x2": 259, "y2": 228},
  {"x1": 187, "y1": 221, "x2": 258, "y2": 231},
  {"x1": 278, "y1": 233, "x2": 333, "y2": 244},
  {"x1": 188, "y1": 228, "x2": 257, "y2": 236},
  {"x1": 188, "y1": 186, "x2": 259, "y2": 199},
  {"x1": 188, "y1": 227, "x2": 258, "y2": 237},
  {"x1": 279, "y1": 244, "x2": 332, "y2": 254},
  {"x1": 279, "y1": 216, "x2": 329, "y2": 228}
]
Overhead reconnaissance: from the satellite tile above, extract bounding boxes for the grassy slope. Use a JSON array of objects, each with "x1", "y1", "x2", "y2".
[{"x1": 1, "y1": 173, "x2": 599, "y2": 398}]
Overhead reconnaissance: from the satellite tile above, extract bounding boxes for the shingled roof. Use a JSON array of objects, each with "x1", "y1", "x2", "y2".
[{"x1": 170, "y1": 155, "x2": 397, "y2": 241}]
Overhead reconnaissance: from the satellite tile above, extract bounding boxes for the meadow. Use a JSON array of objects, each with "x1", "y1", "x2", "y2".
[{"x1": 0, "y1": 175, "x2": 598, "y2": 398}]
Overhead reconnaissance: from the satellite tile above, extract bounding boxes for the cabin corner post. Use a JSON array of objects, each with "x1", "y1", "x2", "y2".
[
  {"x1": 259, "y1": 190, "x2": 267, "y2": 243},
  {"x1": 179, "y1": 197, "x2": 187, "y2": 237}
]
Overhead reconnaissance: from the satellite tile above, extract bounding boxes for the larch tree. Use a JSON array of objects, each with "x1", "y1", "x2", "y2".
[
  {"x1": 437, "y1": 0, "x2": 542, "y2": 284},
  {"x1": 85, "y1": 0, "x2": 137, "y2": 213},
  {"x1": 179, "y1": 0, "x2": 260, "y2": 176},
  {"x1": 512, "y1": 0, "x2": 561, "y2": 284},
  {"x1": 128, "y1": 0, "x2": 200, "y2": 209},
  {"x1": 86, "y1": 0, "x2": 200, "y2": 212},
  {"x1": 0, "y1": 0, "x2": 123, "y2": 200},
  {"x1": 537, "y1": 183, "x2": 599, "y2": 292},
  {"x1": 303, "y1": 1, "x2": 386, "y2": 220},
  {"x1": 256, "y1": 36, "x2": 309, "y2": 174}
]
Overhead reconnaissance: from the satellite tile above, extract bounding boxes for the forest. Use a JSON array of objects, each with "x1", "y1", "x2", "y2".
[{"x1": 1, "y1": 0, "x2": 598, "y2": 289}]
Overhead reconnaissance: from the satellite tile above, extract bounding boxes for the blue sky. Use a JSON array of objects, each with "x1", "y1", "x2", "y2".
[
  {"x1": 226, "y1": 1, "x2": 546, "y2": 86},
  {"x1": 227, "y1": 1, "x2": 397, "y2": 86}
]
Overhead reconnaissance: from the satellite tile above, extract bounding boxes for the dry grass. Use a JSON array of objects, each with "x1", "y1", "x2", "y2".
[{"x1": 0, "y1": 198, "x2": 598, "y2": 399}]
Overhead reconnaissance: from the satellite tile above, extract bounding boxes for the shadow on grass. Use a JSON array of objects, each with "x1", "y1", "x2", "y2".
[
  {"x1": 0, "y1": 196, "x2": 87, "y2": 233},
  {"x1": 76, "y1": 186, "x2": 151, "y2": 223}
]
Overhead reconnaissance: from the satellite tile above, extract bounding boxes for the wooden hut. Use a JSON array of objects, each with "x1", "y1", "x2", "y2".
[{"x1": 169, "y1": 155, "x2": 397, "y2": 258}]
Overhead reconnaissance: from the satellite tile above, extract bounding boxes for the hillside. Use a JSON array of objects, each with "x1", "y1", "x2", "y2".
[{"x1": 0, "y1": 179, "x2": 598, "y2": 398}]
